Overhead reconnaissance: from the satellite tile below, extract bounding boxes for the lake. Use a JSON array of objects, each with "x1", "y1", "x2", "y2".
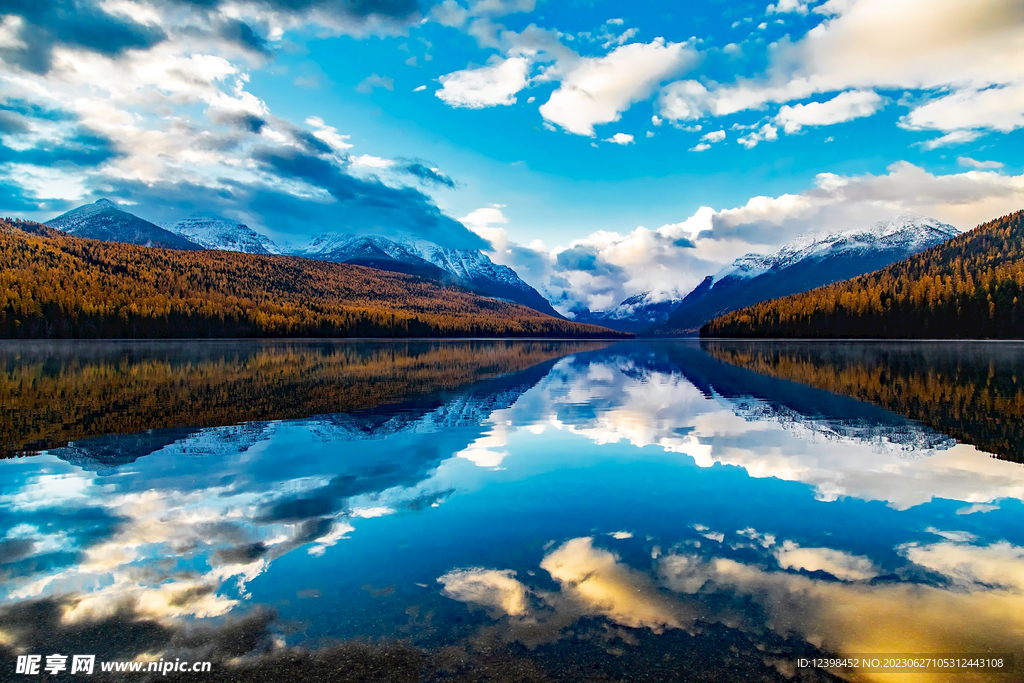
[{"x1": 2, "y1": 340, "x2": 1023, "y2": 682}]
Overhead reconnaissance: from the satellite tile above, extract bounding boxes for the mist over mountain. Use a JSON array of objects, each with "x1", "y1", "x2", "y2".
[{"x1": 649, "y1": 213, "x2": 960, "y2": 336}]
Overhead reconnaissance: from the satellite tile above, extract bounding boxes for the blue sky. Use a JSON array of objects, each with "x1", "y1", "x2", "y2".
[{"x1": 1, "y1": 0, "x2": 1023, "y2": 311}]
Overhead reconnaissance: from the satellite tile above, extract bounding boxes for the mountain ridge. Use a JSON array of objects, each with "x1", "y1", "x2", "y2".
[{"x1": 649, "y1": 213, "x2": 960, "y2": 336}]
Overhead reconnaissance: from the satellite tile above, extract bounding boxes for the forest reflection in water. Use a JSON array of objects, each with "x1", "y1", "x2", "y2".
[
  {"x1": 0, "y1": 339, "x2": 610, "y2": 457},
  {"x1": 1, "y1": 340, "x2": 1022, "y2": 682},
  {"x1": 703, "y1": 340, "x2": 1024, "y2": 463}
]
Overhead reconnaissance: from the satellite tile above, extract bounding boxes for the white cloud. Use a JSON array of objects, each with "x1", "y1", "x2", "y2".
[
  {"x1": 701, "y1": 129, "x2": 726, "y2": 143},
  {"x1": 0, "y1": 15, "x2": 26, "y2": 49},
  {"x1": 957, "y1": 156, "x2": 1003, "y2": 169},
  {"x1": 767, "y1": 0, "x2": 812, "y2": 14},
  {"x1": 461, "y1": 204, "x2": 509, "y2": 229},
  {"x1": 539, "y1": 38, "x2": 698, "y2": 136},
  {"x1": 737, "y1": 123, "x2": 778, "y2": 148},
  {"x1": 541, "y1": 537, "x2": 684, "y2": 630},
  {"x1": 776, "y1": 90, "x2": 883, "y2": 133},
  {"x1": 438, "y1": 568, "x2": 530, "y2": 616},
  {"x1": 306, "y1": 116, "x2": 353, "y2": 152},
  {"x1": 413, "y1": 84, "x2": 427, "y2": 92},
  {"x1": 603, "y1": 132, "x2": 634, "y2": 145},
  {"x1": 659, "y1": 0, "x2": 1024, "y2": 140},
  {"x1": 348, "y1": 154, "x2": 393, "y2": 169},
  {"x1": 919, "y1": 130, "x2": 983, "y2": 150},
  {"x1": 522, "y1": 359, "x2": 1024, "y2": 511},
  {"x1": 902, "y1": 82, "x2": 1024, "y2": 134},
  {"x1": 902, "y1": 541, "x2": 1024, "y2": 592},
  {"x1": 775, "y1": 541, "x2": 879, "y2": 581},
  {"x1": 436, "y1": 56, "x2": 530, "y2": 108}
]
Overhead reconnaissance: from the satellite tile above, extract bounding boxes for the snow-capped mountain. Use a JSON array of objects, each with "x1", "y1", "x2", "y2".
[
  {"x1": 38, "y1": 201, "x2": 564, "y2": 318},
  {"x1": 45, "y1": 199, "x2": 203, "y2": 250},
  {"x1": 570, "y1": 291, "x2": 684, "y2": 333},
  {"x1": 709, "y1": 212, "x2": 960, "y2": 283},
  {"x1": 650, "y1": 213, "x2": 960, "y2": 336},
  {"x1": 298, "y1": 233, "x2": 562, "y2": 317},
  {"x1": 299, "y1": 233, "x2": 451, "y2": 280},
  {"x1": 162, "y1": 216, "x2": 281, "y2": 255}
]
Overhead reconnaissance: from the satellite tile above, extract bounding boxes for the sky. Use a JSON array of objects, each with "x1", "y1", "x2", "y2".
[{"x1": 1, "y1": 0, "x2": 1023, "y2": 313}]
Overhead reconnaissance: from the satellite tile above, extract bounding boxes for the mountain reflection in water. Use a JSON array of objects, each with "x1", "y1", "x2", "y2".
[{"x1": 1, "y1": 340, "x2": 1022, "y2": 683}]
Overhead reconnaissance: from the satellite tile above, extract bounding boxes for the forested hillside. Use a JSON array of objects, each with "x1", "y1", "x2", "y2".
[
  {"x1": 702, "y1": 210, "x2": 1024, "y2": 338},
  {"x1": 0, "y1": 220, "x2": 623, "y2": 339}
]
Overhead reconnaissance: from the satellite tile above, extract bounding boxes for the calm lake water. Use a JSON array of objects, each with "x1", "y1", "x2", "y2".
[{"x1": 2, "y1": 340, "x2": 1023, "y2": 682}]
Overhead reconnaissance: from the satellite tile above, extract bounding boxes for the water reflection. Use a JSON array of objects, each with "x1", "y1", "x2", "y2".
[
  {"x1": 702, "y1": 340, "x2": 1024, "y2": 463},
  {"x1": 0, "y1": 339, "x2": 607, "y2": 457},
  {"x1": 1, "y1": 340, "x2": 1022, "y2": 682}
]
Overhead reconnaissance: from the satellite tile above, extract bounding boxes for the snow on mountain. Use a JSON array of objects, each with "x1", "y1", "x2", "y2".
[
  {"x1": 403, "y1": 240, "x2": 524, "y2": 290},
  {"x1": 650, "y1": 213, "x2": 960, "y2": 336},
  {"x1": 45, "y1": 199, "x2": 203, "y2": 251},
  {"x1": 571, "y1": 291, "x2": 683, "y2": 333},
  {"x1": 298, "y1": 233, "x2": 562, "y2": 317},
  {"x1": 298, "y1": 233, "x2": 453, "y2": 281},
  {"x1": 162, "y1": 216, "x2": 281, "y2": 255},
  {"x1": 710, "y1": 213, "x2": 960, "y2": 284}
]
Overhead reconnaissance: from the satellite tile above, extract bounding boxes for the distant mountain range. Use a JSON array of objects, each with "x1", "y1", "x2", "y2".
[
  {"x1": 39, "y1": 200, "x2": 972, "y2": 335},
  {"x1": 45, "y1": 200, "x2": 559, "y2": 318},
  {"x1": 570, "y1": 291, "x2": 684, "y2": 333},
  {"x1": 703, "y1": 209, "x2": 1024, "y2": 340},
  {"x1": 649, "y1": 213, "x2": 960, "y2": 336}
]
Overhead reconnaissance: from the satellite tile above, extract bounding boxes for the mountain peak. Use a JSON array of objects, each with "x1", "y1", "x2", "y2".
[{"x1": 44, "y1": 201, "x2": 203, "y2": 251}]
